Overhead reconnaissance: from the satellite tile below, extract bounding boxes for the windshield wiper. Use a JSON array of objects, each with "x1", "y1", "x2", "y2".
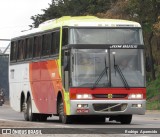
[
  {"x1": 114, "y1": 64, "x2": 130, "y2": 90},
  {"x1": 91, "y1": 57, "x2": 109, "y2": 90},
  {"x1": 91, "y1": 66, "x2": 108, "y2": 90}
]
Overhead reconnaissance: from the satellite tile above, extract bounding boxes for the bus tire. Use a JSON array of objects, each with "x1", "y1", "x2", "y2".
[
  {"x1": 27, "y1": 97, "x2": 37, "y2": 121},
  {"x1": 24, "y1": 106, "x2": 29, "y2": 121},
  {"x1": 119, "y1": 115, "x2": 132, "y2": 124},
  {"x1": 58, "y1": 99, "x2": 71, "y2": 124}
]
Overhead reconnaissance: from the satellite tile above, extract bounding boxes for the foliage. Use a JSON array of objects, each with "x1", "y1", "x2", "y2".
[
  {"x1": 147, "y1": 73, "x2": 160, "y2": 110},
  {"x1": 147, "y1": 100, "x2": 160, "y2": 110},
  {"x1": 153, "y1": 16, "x2": 160, "y2": 35},
  {"x1": 96, "y1": 0, "x2": 130, "y2": 19},
  {"x1": 30, "y1": 0, "x2": 117, "y2": 28}
]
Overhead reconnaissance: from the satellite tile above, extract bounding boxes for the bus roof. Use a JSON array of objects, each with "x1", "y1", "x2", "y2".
[
  {"x1": 39, "y1": 16, "x2": 141, "y2": 30},
  {"x1": 12, "y1": 16, "x2": 141, "y2": 40}
]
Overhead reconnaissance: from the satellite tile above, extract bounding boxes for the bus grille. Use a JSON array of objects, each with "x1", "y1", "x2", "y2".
[
  {"x1": 93, "y1": 103, "x2": 127, "y2": 112},
  {"x1": 93, "y1": 94, "x2": 127, "y2": 99}
]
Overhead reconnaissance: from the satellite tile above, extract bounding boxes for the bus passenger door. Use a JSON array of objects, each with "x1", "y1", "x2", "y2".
[{"x1": 62, "y1": 50, "x2": 70, "y2": 91}]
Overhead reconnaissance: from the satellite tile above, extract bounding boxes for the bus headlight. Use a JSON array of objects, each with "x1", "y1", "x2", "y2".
[
  {"x1": 128, "y1": 94, "x2": 143, "y2": 99},
  {"x1": 76, "y1": 94, "x2": 92, "y2": 99}
]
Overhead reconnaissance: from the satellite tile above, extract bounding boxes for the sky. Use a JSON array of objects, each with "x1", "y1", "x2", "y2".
[{"x1": 0, "y1": 0, "x2": 52, "y2": 53}]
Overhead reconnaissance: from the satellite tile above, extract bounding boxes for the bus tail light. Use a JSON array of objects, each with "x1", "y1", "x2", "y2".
[{"x1": 128, "y1": 94, "x2": 143, "y2": 99}]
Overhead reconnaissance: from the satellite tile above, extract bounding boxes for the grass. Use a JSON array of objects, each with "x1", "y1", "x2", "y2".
[
  {"x1": 146, "y1": 74, "x2": 160, "y2": 110},
  {"x1": 147, "y1": 100, "x2": 160, "y2": 110}
]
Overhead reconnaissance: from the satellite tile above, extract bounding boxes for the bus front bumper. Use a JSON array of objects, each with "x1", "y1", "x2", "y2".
[{"x1": 70, "y1": 100, "x2": 146, "y2": 115}]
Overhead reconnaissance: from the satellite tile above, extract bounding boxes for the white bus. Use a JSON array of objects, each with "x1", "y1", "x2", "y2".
[{"x1": 9, "y1": 16, "x2": 146, "y2": 124}]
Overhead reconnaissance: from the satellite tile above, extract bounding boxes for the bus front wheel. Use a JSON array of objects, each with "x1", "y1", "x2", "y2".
[{"x1": 58, "y1": 99, "x2": 71, "y2": 124}]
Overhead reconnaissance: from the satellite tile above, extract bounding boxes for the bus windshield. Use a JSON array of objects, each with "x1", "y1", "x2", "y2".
[
  {"x1": 72, "y1": 49, "x2": 109, "y2": 87},
  {"x1": 110, "y1": 49, "x2": 145, "y2": 88},
  {"x1": 69, "y1": 28, "x2": 143, "y2": 45},
  {"x1": 71, "y1": 49, "x2": 145, "y2": 88}
]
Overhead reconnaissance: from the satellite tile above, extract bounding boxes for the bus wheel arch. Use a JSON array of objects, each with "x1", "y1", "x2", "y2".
[{"x1": 57, "y1": 91, "x2": 71, "y2": 124}]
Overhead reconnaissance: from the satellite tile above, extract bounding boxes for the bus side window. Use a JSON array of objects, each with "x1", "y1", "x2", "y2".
[
  {"x1": 33, "y1": 36, "x2": 42, "y2": 58},
  {"x1": 42, "y1": 34, "x2": 51, "y2": 56},
  {"x1": 62, "y1": 28, "x2": 68, "y2": 46},
  {"x1": 17, "y1": 40, "x2": 24, "y2": 61},
  {"x1": 51, "y1": 31, "x2": 60, "y2": 55},
  {"x1": 25, "y1": 38, "x2": 33, "y2": 59},
  {"x1": 10, "y1": 41, "x2": 17, "y2": 62}
]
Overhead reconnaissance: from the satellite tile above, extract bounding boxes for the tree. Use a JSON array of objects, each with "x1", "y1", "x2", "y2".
[
  {"x1": 125, "y1": 0, "x2": 160, "y2": 80},
  {"x1": 96, "y1": 0, "x2": 130, "y2": 19},
  {"x1": 97, "y1": 0, "x2": 160, "y2": 80},
  {"x1": 30, "y1": 0, "x2": 117, "y2": 28}
]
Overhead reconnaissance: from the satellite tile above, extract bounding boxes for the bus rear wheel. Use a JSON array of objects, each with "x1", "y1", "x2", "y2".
[
  {"x1": 58, "y1": 99, "x2": 71, "y2": 124},
  {"x1": 23, "y1": 103, "x2": 29, "y2": 121},
  {"x1": 119, "y1": 115, "x2": 132, "y2": 124},
  {"x1": 25, "y1": 97, "x2": 37, "y2": 121}
]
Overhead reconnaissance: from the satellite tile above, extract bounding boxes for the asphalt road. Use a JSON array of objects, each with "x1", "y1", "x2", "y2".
[{"x1": 0, "y1": 104, "x2": 160, "y2": 137}]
